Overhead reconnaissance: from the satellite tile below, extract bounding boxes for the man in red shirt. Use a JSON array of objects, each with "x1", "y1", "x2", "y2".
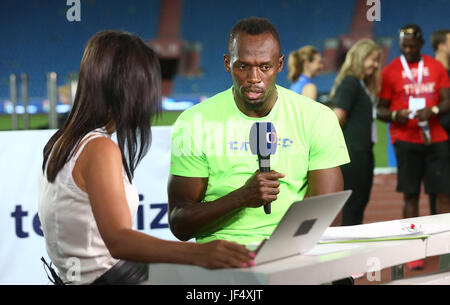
[{"x1": 377, "y1": 24, "x2": 450, "y2": 225}]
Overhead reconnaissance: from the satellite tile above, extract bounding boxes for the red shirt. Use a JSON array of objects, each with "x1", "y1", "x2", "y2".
[{"x1": 379, "y1": 54, "x2": 450, "y2": 144}]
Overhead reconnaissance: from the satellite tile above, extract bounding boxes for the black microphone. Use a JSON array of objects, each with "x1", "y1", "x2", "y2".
[{"x1": 249, "y1": 122, "x2": 278, "y2": 214}]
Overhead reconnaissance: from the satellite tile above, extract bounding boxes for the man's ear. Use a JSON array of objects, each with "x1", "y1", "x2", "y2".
[
  {"x1": 277, "y1": 54, "x2": 285, "y2": 73},
  {"x1": 224, "y1": 54, "x2": 231, "y2": 73}
]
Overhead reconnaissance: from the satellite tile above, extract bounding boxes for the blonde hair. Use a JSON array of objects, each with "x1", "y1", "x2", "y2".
[
  {"x1": 330, "y1": 39, "x2": 381, "y2": 98},
  {"x1": 288, "y1": 45, "x2": 319, "y2": 82},
  {"x1": 58, "y1": 85, "x2": 70, "y2": 103}
]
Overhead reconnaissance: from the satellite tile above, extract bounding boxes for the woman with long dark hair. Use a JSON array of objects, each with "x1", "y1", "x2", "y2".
[{"x1": 38, "y1": 31, "x2": 254, "y2": 285}]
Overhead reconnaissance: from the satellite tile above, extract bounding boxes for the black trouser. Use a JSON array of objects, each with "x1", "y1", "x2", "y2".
[
  {"x1": 393, "y1": 141, "x2": 450, "y2": 194},
  {"x1": 340, "y1": 149, "x2": 374, "y2": 226},
  {"x1": 429, "y1": 193, "x2": 437, "y2": 215}
]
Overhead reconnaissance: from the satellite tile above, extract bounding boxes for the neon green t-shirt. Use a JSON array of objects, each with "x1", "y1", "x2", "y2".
[{"x1": 170, "y1": 85, "x2": 350, "y2": 244}]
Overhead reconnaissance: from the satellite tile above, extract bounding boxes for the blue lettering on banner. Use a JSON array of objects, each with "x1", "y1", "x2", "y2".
[
  {"x1": 137, "y1": 205, "x2": 145, "y2": 230},
  {"x1": 11, "y1": 199, "x2": 170, "y2": 238},
  {"x1": 150, "y1": 204, "x2": 169, "y2": 229},
  {"x1": 33, "y1": 213, "x2": 44, "y2": 236},
  {"x1": 136, "y1": 194, "x2": 169, "y2": 230},
  {"x1": 137, "y1": 195, "x2": 145, "y2": 230},
  {"x1": 11, "y1": 205, "x2": 29, "y2": 238}
]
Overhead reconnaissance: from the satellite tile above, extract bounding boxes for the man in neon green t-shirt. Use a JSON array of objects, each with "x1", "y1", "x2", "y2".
[{"x1": 168, "y1": 17, "x2": 349, "y2": 245}]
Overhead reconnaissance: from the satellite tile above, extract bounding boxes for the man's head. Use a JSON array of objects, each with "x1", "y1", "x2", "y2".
[
  {"x1": 399, "y1": 24, "x2": 424, "y2": 63},
  {"x1": 224, "y1": 17, "x2": 284, "y2": 111},
  {"x1": 431, "y1": 29, "x2": 450, "y2": 57}
]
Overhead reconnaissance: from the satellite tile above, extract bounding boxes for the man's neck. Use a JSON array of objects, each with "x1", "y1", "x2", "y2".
[
  {"x1": 403, "y1": 54, "x2": 422, "y2": 63},
  {"x1": 233, "y1": 87, "x2": 278, "y2": 118},
  {"x1": 435, "y1": 51, "x2": 450, "y2": 69}
]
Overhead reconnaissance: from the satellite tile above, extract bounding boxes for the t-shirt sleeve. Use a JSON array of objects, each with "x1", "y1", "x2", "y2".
[
  {"x1": 333, "y1": 75, "x2": 359, "y2": 112},
  {"x1": 379, "y1": 67, "x2": 393, "y2": 101},
  {"x1": 169, "y1": 113, "x2": 209, "y2": 177},
  {"x1": 308, "y1": 106, "x2": 350, "y2": 171},
  {"x1": 437, "y1": 62, "x2": 450, "y2": 89}
]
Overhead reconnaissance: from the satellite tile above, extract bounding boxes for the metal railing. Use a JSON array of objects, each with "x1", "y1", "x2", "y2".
[{"x1": 5, "y1": 72, "x2": 77, "y2": 130}]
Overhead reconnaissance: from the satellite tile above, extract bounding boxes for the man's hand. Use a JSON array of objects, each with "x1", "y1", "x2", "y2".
[
  {"x1": 415, "y1": 107, "x2": 433, "y2": 122},
  {"x1": 393, "y1": 109, "x2": 411, "y2": 125},
  {"x1": 377, "y1": 98, "x2": 410, "y2": 125},
  {"x1": 167, "y1": 171, "x2": 284, "y2": 241},
  {"x1": 234, "y1": 170, "x2": 285, "y2": 209}
]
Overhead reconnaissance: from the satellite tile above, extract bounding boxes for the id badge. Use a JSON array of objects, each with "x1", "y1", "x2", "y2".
[{"x1": 408, "y1": 97, "x2": 426, "y2": 119}]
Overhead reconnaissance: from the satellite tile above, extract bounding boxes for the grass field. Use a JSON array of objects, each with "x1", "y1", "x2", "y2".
[
  {"x1": 373, "y1": 121, "x2": 388, "y2": 168},
  {"x1": 0, "y1": 112, "x2": 390, "y2": 167},
  {"x1": 0, "y1": 111, "x2": 182, "y2": 130}
]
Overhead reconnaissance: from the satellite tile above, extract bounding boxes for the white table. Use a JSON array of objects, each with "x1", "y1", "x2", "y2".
[
  {"x1": 405, "y1": 213, "x2": 450, "y2": 257},
  {"x1": 144, "y1": 214, "x2": 450, "y2": 285}
]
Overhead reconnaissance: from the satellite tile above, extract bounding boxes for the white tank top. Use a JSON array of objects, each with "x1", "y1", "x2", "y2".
[{"x1": 38, "y1": 128, "x2": 139, "y2": 284}]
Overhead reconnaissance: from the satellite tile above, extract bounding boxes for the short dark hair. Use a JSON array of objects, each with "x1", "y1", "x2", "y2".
[
  {"x1": 399, "y1": 24, "x2": 424, "y2": 41},
  {"x1": 227, "y1": 17, "x2": 281, "y2": 54},
  {"x1": 431, "y1": 29, "x2": 450, "y2": 52},
  {"x1": 43, "y1": 31, "x2": 162, "y2": 183}
]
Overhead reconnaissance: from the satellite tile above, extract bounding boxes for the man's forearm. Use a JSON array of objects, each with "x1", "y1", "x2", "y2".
[
  {"x1": 376, "y1": 98, "x2": 394, "y2": 123},
  {"x1": 377, "y1": 105, "x2": 394, "y2": 123},
  {"x1": 169, "y1": 190, "x2": 243, "y2": 241}
]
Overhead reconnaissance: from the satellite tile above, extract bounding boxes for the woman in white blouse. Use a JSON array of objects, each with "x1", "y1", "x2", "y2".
[{"x1": 38, "y1": 31, "x2": 254, "y2": 285}]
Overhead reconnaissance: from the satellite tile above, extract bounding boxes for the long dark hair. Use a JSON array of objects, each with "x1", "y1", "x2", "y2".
[{"x1": 42, "y1": 30, "x2": 161, "y2": 182}]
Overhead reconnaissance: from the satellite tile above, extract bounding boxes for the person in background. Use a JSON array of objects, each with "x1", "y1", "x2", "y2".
[
  {"x1": 331, "y1": 39, "x2": 381, "y2": 226},
  {"x1": 377, "y1": 24, "x2": 450, "y2": 270},
  {"x1": 38, "y1": 30, "x2": 254, "y2": 285},
  {"x1": 288, "y1": 45, "x2": 324, "y2": 100},
  {"x1": 429, "y1": 29, "x2": 450, "y2": 215},
  {"x1": 57, "y1": 85, "x2": 71, "y2": 128},
  {"x1": 432, "y1": 29, "x2": 450, "y2": 75}
]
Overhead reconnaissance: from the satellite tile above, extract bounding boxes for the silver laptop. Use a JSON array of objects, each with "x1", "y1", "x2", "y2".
[{"x1": 251, "y1": 190, "x2": 352, "y2": 265}]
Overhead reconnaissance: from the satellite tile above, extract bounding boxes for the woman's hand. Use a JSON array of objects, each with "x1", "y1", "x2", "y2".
[{"x1": 192, "y1": 240, "x2": 256, "y2": 269}]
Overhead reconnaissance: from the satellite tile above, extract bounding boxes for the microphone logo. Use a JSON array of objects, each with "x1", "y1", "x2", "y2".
[
  {"x1": 266, "y1": 131, "x2": 277, "y2": 144},
  {"x1": 249, "y1": 122, "x2": 278, "y2": 157}
]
